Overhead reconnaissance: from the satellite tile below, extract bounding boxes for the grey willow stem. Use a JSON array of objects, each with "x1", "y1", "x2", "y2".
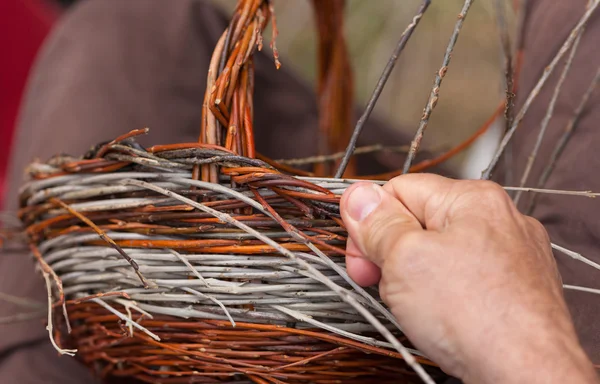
[
  {"x1": 503, "y1": 0, "x2": 530, "y2": 189},
  {"x1": 552, "y1": 243, "x2": 600, "y2": 272},
  {"x1": 334, "y1": 0, "x2": 431, "y2": 178},
  {"x1": 527, "y1": 65, "x2": 600, "y2": 214},
  {"x1": 278, "y1": 144, "x2": 409, "y2": 166},
  {"x1": 513, "y1": 26, "x2": 586, "y2": 206},
  {"x1": 494, "y1": 0, "x2": 515, "y2": 131},
  {"x1": 481, "y1": 0, "x2": 600, "y2": 180},
  {"x1": 402, "y1": 0, "x2": 474, "y2": 174},
  {"x1": 503, "y1": 186, "x2": 600, "y2": 198}
]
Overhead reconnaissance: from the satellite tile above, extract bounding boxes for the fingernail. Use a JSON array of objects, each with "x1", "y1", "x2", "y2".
[{"x1": 346, "y1": 183, "x2": 382, "y2": 222}]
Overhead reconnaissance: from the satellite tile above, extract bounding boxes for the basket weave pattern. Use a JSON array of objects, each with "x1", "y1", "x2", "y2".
[
  {"x1": 20, "y1": 143, "x2": 442, "y2": 383},
  {"x1": 16, "y1": 0, "x2": 449, "y2": 382}
]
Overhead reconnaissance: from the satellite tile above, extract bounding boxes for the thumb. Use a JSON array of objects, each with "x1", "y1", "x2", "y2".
[{"x1": 341, "y1": 182, "x2": 424, "y2": 268}]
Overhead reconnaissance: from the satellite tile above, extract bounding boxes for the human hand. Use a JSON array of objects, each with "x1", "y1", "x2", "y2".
[{"x1": 340, "y1": 174, "x2": 597, "y2": 384}]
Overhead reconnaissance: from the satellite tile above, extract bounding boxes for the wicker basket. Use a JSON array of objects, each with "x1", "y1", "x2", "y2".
[
  {"x1": 15, "y1": 1, "x2": 456, "y2": 383},
  {"x1": 21, "y1": 140, "x2": 450, "y2": 383}
]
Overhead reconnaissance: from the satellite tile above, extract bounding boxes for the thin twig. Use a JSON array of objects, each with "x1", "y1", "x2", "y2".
[
  {"x1": 494, "y1": 0, "x2": 515, "y2": 130},
  {"x1": 405, "y1": 102, "x2": 502, "y2": 174},
  {"x1": 481, "y1": 0, "x2": 600, "y2": 180},
  {"x1": 42, "y1": 270, "x2": 77, "y2": 356},
  {"x1": 271, "y1": 347, "x2": 346, "y2": 371},
  {"x1": 168, "y1": 249, "x2": 210, "y2": 286},
  {"x1": 504, "y1": 186, "x2": 599, "y2": 198},
  {"x1": 91, "y1": 298, "x2": 161, "y2": 341},
  {"x1": 182, "y1": 287, "x2": 236, "y2": 327},
  {"x1": 513, "y1": 12, "x2": 588, "y2": 206},
  {"x1": 503, "y1": 0, "x2": 529, "y2": 188},
  {"x1": 514, "y1": 0, "x2": 529, "y2": 65},
  {"x1": 67, "y1": 291, "x2": 131, "y2": 305},
  {"x1": 402, "y1": 0, "x2": 474, "y2": 174},
  {"x1": 121, "y1": 178, "x2": 436, "y2": 384},
  {"x1": 51, "y1": 198, "x2": 150, "y2": 288},
  {"x1": 124, "y1": 305, "x2": 134, "y2": 337},
  {"x1": 552, "y1": 243, "x2": 600, "y2": 272},
  {"x1": 268, "y1": 1, "x2": 281, "y2": 69},
  {"x1": 93, "y1": 128, "x2": 150, "y2": 159},
  {"x1": 527, "y1": 65, "x2": 600, "y2": 214},
  {"x1": 30, "y1": 244, "x2": 70, "y2": 330},
  {"x1": 352, "y1": 100, "x2": 504, "y2": 179},
  {"x1": 276, "y1": 144, "x2": 411, "y2": 166},
  {"x1": 334, "y1": 0, "x2": 431, "y2": 178},
  {"x1": 563, "y1": 285, "x2": 600, "y2": 296},
  {"x1": 113, "y1": 298, "x2": 154, "y2": 319}
]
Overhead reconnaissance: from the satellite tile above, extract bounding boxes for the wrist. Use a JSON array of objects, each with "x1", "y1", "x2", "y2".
[{"x1": 461, "y1": 313, "x2": 597, "y2": 384}]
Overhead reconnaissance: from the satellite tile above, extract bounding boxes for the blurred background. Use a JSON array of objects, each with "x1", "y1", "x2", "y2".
[
  {"x1": 212, "y1": 0, "x2": 515, "y2": 177},
  {"x1": 0, "y1": 0, "x2": 515, "y2": 206}
]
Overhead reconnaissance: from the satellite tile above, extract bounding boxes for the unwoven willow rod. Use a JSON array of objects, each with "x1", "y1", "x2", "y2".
[
  {"x1": 402, "y1": 0, "x2": 474, "y2": 174},
  {"x1": 334, "y1": 0, "x2": 431, "y2": 178},
  {"x1": 481, "y1": 0, "x2": 600, "y2": 180},
  {"x1": 277, "y1": 144, "x2": 412, "y2": 166},
  {"x1": 526, "y1": 65, "x2": 600, "y2": 214},
  {"x1": 502, "y1": 0, "x2": 530, "y2": 189},
  {"x1": 513, "y1": 3, "x2": 590, "y2": 206},
  {"x1": 494, "y1": 0, "x2": 515, "y2": 131}
]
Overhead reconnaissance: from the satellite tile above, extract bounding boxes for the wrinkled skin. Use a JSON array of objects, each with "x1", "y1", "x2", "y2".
[{"x1": 341, "y1": 174, "x2": 598, "y2": 384}]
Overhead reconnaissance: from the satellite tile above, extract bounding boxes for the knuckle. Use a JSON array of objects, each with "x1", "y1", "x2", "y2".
[
  {"x1": 445, "y1": 180, "x2": 512, "y2": 218},
  {"x1": 465, "y1": 180, "x2": 511, "y2": 209},
  {"x1": 477, "y1": 180, "x2": 508, "y2": 199},
  {"x1": 525, "y1": 216, "x2": 550, "y2": 241}
]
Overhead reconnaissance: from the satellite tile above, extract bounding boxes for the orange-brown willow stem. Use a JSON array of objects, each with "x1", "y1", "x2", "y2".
[
  {"x1": 68, "y1": 304, "x2": 438, "y2": 367},
  {"x1": 311, "y1": 0, "x2": 354, "y2": 177},
  {"x1": 409, "y1": 102, "x2": 505, "y2": 174},
  {"x1": 361, "y1": 102, "x2": 504, "y2": 180},
  {"x1": 195, "y1": 0, "x2": 274, "y2": 183}
]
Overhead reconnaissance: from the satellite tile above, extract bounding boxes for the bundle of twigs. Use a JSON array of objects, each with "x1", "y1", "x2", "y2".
[{"x1": 13, "y1": 0, "x2": 600, "y2": 383}]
